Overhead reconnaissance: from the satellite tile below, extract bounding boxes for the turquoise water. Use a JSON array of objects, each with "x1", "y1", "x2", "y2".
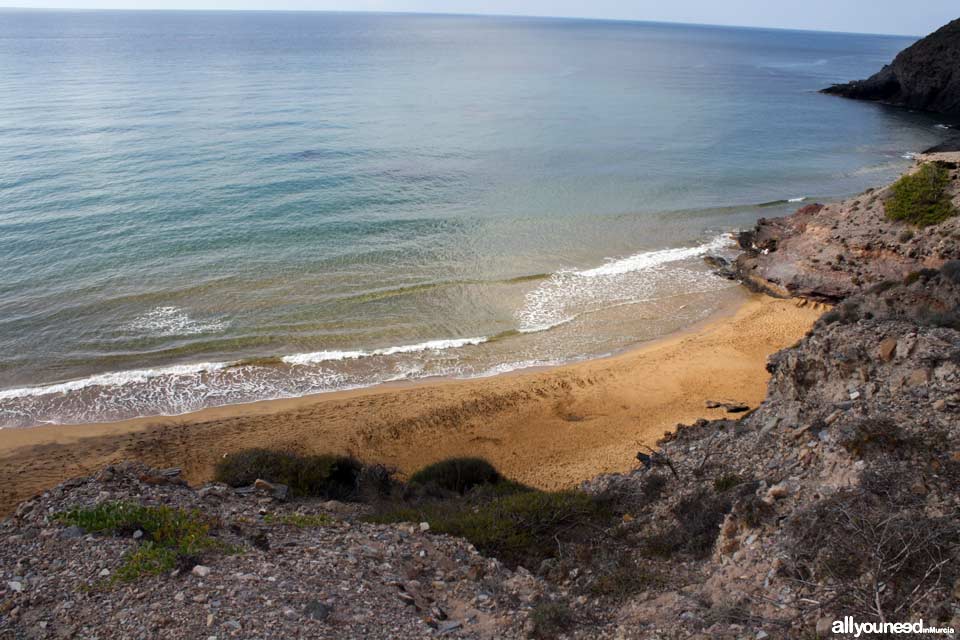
[{"x1": 0, "y1": 11, "x2": 951, "y2": 427}]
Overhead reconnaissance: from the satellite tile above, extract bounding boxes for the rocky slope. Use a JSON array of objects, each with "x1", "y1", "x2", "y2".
[
  {"x1": 582, "y1": 266, "x2": 960, "y2": 637},
  {"x1": 726, "y1": 152, "x2": 960, "y2": 301},
  {"x1": 822, "y1": 18, "x2": 960, "y2": 116},
  {"x1": 0, "y1": 464, "x2": 547, "y2": 640}
]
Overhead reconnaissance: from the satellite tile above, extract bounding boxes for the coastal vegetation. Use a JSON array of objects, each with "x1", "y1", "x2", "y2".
[
  {"x1": 57, "y1": 501, "x2": 231, "y2": 583},
  {"x1": 885, "y1": 162, "x2": 956, "y2": 227},
  {"x1": 213, "y1": 448, "x2": 392, "y2": 500},
  {"x1": 407, "y1": 457, "x2": 504, "y2": 494}
]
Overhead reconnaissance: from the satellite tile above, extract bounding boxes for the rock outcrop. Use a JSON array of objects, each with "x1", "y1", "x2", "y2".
[
  {"x1": 581, "y1": 264, "x2": 960, "y2": 637},
  {"x1": 728, "y1": 153, "x2": 960, "y2": 302},
  {"x1": 822, "y1": 18, "x2": 960, "y2": 116}
]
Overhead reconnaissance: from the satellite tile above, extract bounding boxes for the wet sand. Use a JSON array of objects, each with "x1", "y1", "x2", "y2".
[{"x1": 0, "y1": 292, "x2": 823, "y2": 514}]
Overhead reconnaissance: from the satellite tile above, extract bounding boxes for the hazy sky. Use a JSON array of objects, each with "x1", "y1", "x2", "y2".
[{"x1": 1, "y1": 1, "x2": 956, "y2": 36}]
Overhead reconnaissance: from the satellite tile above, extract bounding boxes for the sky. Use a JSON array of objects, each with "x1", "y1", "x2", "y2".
[{"x1": 0, "y1": 1, "x2": 956, "y2": 36}]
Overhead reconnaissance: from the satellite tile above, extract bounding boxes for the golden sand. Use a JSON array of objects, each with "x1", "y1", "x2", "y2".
[{"x1": 0, "y1": 293, "x2": 823, "y2": 514}]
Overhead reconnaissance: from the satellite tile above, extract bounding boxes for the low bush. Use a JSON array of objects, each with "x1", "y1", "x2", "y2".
[
  {"x1": 588, "y1": 553, "x2": 663, "y2": 599},
  {"x1": 57, "y1": 501, "x2": 229, "y2": 582},
  {"x1": 213, "y1": 448, "x2": 387, "y2": 500},
  {"x1": 528, "y1": 600, "x2": 575, "y2": 639},
  {"x1": 885, "y1": 162, "x2": 956, "y2": 227},
  {"x1": 643, "y1": 489, "x2": 732, "y2": 559},
  {"x1": 408, "y1": 457, "x2": 503, "y2": 494},
  {"x1": 713, "y1": 473, "x2": 744, "y2": 493},
  {"x1": 262, "y1": 512, "x2": 333, "y2": 527},
  {"x1": 836, "y1": 419, "x2": 906, "y2": 459},
  {"x1": 941, "y1": 260, "x2": 960, "y2": 284},
  {"x1": 786, "y1": 489, "x2": 959, "y2": 620},
  {"x1": 369, "y1": 489, "x2": 610, "y2": 569}
]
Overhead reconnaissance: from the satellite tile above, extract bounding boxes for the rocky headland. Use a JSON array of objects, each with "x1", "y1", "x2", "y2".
[
  {"x1": 2, "y1": 157, "x2": 959, "y2": 638},
  {"x1": 822, "y1": 18, "x2": 960, "y2": 117}
]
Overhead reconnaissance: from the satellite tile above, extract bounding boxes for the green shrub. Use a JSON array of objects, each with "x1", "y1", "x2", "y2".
[
  {"x1": 262, "y1": 512, "x2": 333, "y2": 527},
  {"x1": 713, "y1": 473, "x2": 743, "y2": 492},
  {"x1": 409, "y1": 457, "x2": 504, "y2": 494},
  {"x1": 369, "y1": 490, "x2": 609, "y2": 569},
  {"x1": 214, "y1": 448, "x2": 375, "y2": 500},
  {"x1": 57, "y1": 501, "x2": 228, "y2": 582},
  {"x1": 529, "y1": 600, "x2": 575, "y2": 639},
  {"x1": 885, "y1": 163, "x2": 956, "y2": 227}
]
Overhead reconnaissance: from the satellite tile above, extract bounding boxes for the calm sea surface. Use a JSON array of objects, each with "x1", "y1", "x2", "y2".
[{"x1": 0, "y1": 10, "x2": 951, "y2": 427}]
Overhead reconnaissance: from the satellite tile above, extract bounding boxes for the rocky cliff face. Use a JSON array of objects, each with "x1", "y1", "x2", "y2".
[
  {"x1": 727, "y1": 153, "x2": 960, "y2": 302},
  {"x1": 822, "y1": 18, "x2": 960, "y2": 116}
]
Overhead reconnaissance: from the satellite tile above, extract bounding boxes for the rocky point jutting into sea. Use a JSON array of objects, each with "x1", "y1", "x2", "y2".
[{"x1": 823, "y1": 18, "x2": 960, "y2": 117}]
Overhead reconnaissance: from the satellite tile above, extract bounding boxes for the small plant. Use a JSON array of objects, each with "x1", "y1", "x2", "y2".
[
  {"x1": 735, "y1": 493, "x2": 774, "y2": 528},
  {"x1": 57, "y1": 501, "x2": 229, "y2": 583},
  {"x1": 409, "y1": 457, "x2": 503, "y2": 494},
  {"x1": 643, "y1": 489, "x2": 732, "y2": 559},
  {"x1": 885, "y1": 163, "x2": 956, "y2": 227},
  {"x1": 941, "y1": 260, "x2": 960, "y2": 284},
  {"x1": 528, "y1": 600, "x2": 575, "y2": 639},
  {"x1": 368, "y1": 490, "x2": 609, "y2": 569},
  {"x1": 588, "y1": 554, "x2": 662, "y2": 599},
  {"x1": 214, "y1": 448, "x2": 382, "y2": 500},
  {"x1": 263, "y1": 512, "x2": 333, "y2": 527},
  {"x1": 713, "y1": 473, "x2": 743, "y2": 492},
  {"x1": 836, "y1": 419, "x2": 905, "y2": 459}
]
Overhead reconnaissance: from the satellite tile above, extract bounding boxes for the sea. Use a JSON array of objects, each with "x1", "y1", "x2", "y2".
[{"x1": 0, "y1": 10, "x2": 952, "y2": 427}]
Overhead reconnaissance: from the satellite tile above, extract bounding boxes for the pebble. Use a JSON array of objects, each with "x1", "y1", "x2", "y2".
[{"x1": 192, "y1": 565, "x2": 211, "y2": 578}]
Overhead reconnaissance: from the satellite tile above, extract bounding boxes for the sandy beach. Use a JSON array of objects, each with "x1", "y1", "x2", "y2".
[{"x1": 0, "y1": 292, "x2": 823, "y2": 514}]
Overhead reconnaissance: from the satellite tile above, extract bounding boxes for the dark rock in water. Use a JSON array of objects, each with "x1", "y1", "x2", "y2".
[
  {"x1": 821, "y1": 18, "x2": 960, "y2": 116},
  {"x1": 923, "y1": 133, "x2": 960, "y2": 154},
  {"x1": 702, "y1": 255, "x2": 729, "y2": 269}
]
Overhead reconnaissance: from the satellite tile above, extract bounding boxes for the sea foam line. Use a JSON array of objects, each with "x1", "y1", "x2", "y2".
[
  {"x1": 281, "y1": 336, "x2": 489, "y2": 365},
  {"x1": 0, "y1": 361, "x2": 233, "y2": 400},
  {"x1": 577, "y1": 234, "x2": 733, "y2": 278}
]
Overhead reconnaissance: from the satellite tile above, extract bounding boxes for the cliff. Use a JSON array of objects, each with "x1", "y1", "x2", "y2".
[{"x1": 822, "y1": 18, "x2": 960, "y2": 116}]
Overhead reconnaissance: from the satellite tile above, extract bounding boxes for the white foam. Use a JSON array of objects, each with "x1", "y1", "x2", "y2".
[
  {"x1": 282, "y1": 336, "x2": 488, "y2": 365},
  {"x1": 126, "y1": 306, "x2": 227, "y2": 337},
  {"x1": 577, "y1": 234, "x2": 733, "y2": 278},
  {"x1": 901, "y1": 152, "x2": 918, "y2": 160},
  {"x1": 787, "y1": 197, "x2": 806, "y2": 203},
  {"x1": 516, "y1": 234, "x2": 735, "y2": 332},
  {"x1": 0, "y1": 361, "x2": 232, "y2": 400}
]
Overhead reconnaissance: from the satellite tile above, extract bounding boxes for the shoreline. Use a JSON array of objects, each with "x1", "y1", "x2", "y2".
[{"x1": 0, "y1": 291, "x2": 824, "y2": 514}]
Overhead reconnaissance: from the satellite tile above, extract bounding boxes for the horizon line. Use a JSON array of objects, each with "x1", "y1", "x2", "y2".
[{"x1": 0, "y1": 6, "x2": 924, "y2": 38}]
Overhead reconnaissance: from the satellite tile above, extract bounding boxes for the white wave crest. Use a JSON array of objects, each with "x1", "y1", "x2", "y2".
[
  {"x1": 516, "y1": 234, "x2": 735, "y2": 332},
  {"x1": 578, "y1": 234, "x2": 733, "y2": 278},
  {"x1": 787, "y1": 197, "x2": 806, "y2": 203},
  {"x1": 282, "y1": 336, "x2": 488, "y2": 365},
  {"x1": 126, "y1": 306, "x2": 227, "y2": 337},
  {"x1": 0, "y1": 361, "x2": 232, "y2": 400}
]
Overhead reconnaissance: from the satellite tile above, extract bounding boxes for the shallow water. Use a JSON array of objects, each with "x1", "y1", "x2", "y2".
[{"x1": 0, "y1": 11, "x2": 951, "y2": 426}]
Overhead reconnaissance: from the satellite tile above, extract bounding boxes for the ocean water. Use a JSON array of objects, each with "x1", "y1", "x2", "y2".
[{"x1": 0, "y1": 10, "x2": 951, "y2": 427}]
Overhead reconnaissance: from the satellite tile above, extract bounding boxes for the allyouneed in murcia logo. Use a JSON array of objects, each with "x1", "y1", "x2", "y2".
[{"x1": 832, "y1": 616, "x2": 956, "y2": 637}]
